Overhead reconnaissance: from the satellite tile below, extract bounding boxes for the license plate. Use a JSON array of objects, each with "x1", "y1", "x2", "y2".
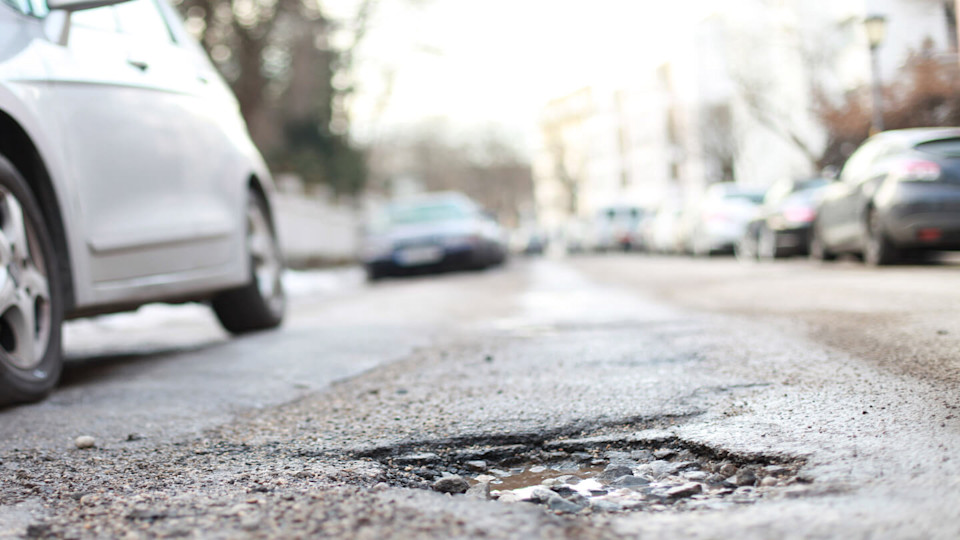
[{"x1": 395, "y1": 246, "x2": 443, "y2": 266}]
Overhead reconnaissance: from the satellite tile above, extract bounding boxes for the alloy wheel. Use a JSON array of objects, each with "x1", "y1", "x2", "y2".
[{"x1": 0, "y1": 187, "x2": 51, "y2": 372}]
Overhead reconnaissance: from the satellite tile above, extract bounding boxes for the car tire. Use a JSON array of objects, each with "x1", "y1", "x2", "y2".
[
  {"x1": 758, "y1": 226, "x2": 782, "y2": 260},
  {"x1": 735, "y1": 229, "x2": 759, "y2": 262},
  {"x1": 808, "y1": 223, "x2": 836, "y2": 262},
  {"x1": 863, "y1": 208, "x2": 898, "y2": 267},
  {"x1": 212, "y1": 190, "x2": 285, "y2": 334},
  {"x1": 0, "y1": 156, "x2": 64, "y2": 407},
  {"x1": 366, "y1": 265, "x2": 386, "y2": 282}
]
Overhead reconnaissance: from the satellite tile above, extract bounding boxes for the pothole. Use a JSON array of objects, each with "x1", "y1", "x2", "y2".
[{"x1": 365, "y1": 430, "x2": 807, "y2": 514}]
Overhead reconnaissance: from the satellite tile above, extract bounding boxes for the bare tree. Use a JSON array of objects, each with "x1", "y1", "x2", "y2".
[
  {"x1": 700, "y1": 102, "x2": 739, "y2": 183},
  {"x1": 174, "y1": 0, "x2": 378, "y2": 194}
]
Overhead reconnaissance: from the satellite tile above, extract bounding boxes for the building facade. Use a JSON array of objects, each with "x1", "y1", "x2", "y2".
[{"x1": 532, "y1": 0, "x2": 956, "y2": 234}]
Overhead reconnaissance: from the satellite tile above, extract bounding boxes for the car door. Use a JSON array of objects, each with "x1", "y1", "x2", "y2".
[
  {"x1": 823, "y1": 141, "x2": 882, "y2": 249},
  {"x1": 37, "y1": 0, "x2": 236, "y2": 286}
]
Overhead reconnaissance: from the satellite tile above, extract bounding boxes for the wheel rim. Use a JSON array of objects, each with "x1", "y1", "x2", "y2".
[
  {"x1": 0, "y1": 187, "x2": 51, "y2": 372},
  {"x1": 247, "y1": 201, "x2": 284, "y2": 313}
]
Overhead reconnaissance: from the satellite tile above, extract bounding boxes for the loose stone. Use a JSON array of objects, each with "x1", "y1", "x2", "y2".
[
  {"x1": 433, "y1": 476, "x2": 470, "y2": 494},
  {"x1": 547, "y1": 495, "x2": 585, "y2": 513},
  {"x1": 74, "y1": 436, "x2": 96, "y2": 450},
  {"x1": 611, "y1": 475, "x2": 650, "y2": 488},
  {"x1": 666, "y1": 483, "x2": 703, "y2": 499},
  {"x1": 598, "y1": 465, "x2": 634, "y2": 481},
  {"x1": 465, "y1": 460, "x2": 487, "y2": 472},
  {"x1": 734, "y1": 470, "x2": 757, "y2": 487},
  {"x1": 683, "y1": 471, "x2": 710, "y2": 482},
  {"x1": 466, "y1": 482, "x2": 491, "y2": 500}
]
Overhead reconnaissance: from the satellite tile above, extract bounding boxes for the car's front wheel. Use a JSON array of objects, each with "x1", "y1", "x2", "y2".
[
  {"x1": 808, "y1": 222, "x2": 836, "y2": 262},
  {"x1": 758, "y1": 226, "x2": 783, "y2": 260},
  {"x1": 212, "y1": 190, "x2": 285, "y2": 333},
  {"x1": 0, "y1": 156, "x2": 63, "y2": 407},
  {"x1": 863, "y1": 208, "x2": 898, "y2": 267}
]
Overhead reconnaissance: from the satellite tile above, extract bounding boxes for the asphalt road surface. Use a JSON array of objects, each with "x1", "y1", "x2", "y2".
[{"x1": 1, "y1": 254, "x2": 958, "y2": 539}]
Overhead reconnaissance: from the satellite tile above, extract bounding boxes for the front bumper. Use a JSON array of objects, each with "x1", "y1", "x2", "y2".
[{"x1": 365, "y1": 243, "x2": 485, "y2": 276}]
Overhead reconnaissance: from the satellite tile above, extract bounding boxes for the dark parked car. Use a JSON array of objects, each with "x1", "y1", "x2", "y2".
[
  {"x1": 737, "y1": 177, "x2": 830, "y2": 260},
  {"x1": 361, "y1": 192, "x2": 507, "y2": 280},
  {"x1": 810, "y1": 128, "x2": 960, "y2": 265}
]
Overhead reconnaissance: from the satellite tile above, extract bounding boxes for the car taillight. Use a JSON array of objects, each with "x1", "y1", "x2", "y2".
[
  {"x1": 891, "y1": 159, "x2": 941, "y2": 182},
  {"x1": 782, "y1": 206, "x2": 816, "y2": 223}
]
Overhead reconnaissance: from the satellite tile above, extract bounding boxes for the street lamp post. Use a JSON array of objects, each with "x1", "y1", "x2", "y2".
[{"x1": 865, "y1": 15, "x2": 887, "y2": 135}]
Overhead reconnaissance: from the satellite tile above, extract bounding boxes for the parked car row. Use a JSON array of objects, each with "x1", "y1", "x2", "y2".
[
  {"x1": 741, "y1": 127, "x2": 960, "y2": 266},
  {"x1": 547, "y1": 128, "x2": 960, "y2": 267},
  {"x1": 810, "y1": 128, "x2": 960, "y2": 265}
]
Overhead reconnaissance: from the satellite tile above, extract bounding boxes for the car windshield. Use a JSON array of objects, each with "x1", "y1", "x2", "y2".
[
  {"x1": 723, "y1": 192, "x2": 765, "y2": 204},
  {"x1": 794, "y1": 178, "x2": 830, "y2": 192},
  {"x1": 915, "y1": 138, "x2": 960, "y2": 158},
  {"x1": 387, "y1": 202, "x2": 472, "y2": 226}
]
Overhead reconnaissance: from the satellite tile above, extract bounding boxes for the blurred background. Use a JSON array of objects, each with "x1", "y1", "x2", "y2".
[{"x1": 169, "y1": 0, "x2": 960, "y2": 265}]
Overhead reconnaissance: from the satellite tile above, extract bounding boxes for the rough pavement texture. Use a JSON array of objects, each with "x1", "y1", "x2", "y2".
[{"x1": 2, "y1": 257, "x2": 959, "y2": 539}]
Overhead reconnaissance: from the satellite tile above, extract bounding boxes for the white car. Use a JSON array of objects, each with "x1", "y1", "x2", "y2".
[
  {"x1": 0, "y1": 0, "x2": 285, "y2": 405},
  {"x1": 687, "y1": 184, "x2": 765, "y2": 256}
]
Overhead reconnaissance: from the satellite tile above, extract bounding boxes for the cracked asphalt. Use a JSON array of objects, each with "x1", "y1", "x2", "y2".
[{"x1": 1, "y1": 255, "x2": 959, "y2": 539}]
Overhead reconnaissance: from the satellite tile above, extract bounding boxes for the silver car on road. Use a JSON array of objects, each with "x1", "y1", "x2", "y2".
[{"x1": 0, "y1": 0, "x2": 285, "y2": 404}]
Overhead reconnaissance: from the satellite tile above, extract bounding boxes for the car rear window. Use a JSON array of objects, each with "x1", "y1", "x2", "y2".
[
  {"x1": 723, "y1": 192, "x2": 764, "y2": 204},
  {"x1": 915, "y1": 138, "x2": 960, "y2": 158},
  {"x1": 388, "y1": 203, "x2": 471, "y2": 225}
]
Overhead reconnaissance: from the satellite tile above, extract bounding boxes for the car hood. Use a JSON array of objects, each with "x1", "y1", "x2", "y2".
[{"x1": 368, "y1": 220, "x2": 480, "y2": 245}]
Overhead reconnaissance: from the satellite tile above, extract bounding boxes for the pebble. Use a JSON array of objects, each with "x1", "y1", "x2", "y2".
[
  {"x1": 705, "y1": 473, "x2": 727, "y2": 485},
  {"x1": 683, "y1": 471, "x2": 710, "y2": 482},
  {"x1": 528, "y1": 488, "x2": 556, "y2": 503},
  {"x1": 763, "y1": 465, "x2": 791, "y2": 477},
  {"x1": 466, "y1": 482, "x2": 491, "y2": 500},
  {"x1": 465, "y1": 460, "x2": 487, "y2": 472},
  {"x1": 719, "y1": 463, "x2": 738, "y2": 476},
  {"x1": 666, "y1": 483, "x2": 703, "y2": 499},
  {"x1": 637, "y1": 460, "x2": 673, "y2": 480},
  {"x1": 433, "y1": 476, "x2": 469, "y2": 494},
  {"x1": 611, "y1": 475, "x2": 650, "y2": 488},
  {"x1": 761, "y1": 476, "x2": 778, "y2": 487},
  {"x1": 598, "y1": 465, "x2": 633, "y2": 481},
  {"x1": 653, "y1": 449, "x2": 676, "y2": 459},
  {"x1": 733, "y1": 470, "x2": 757, "y2": 487},
  {"x1": 546, "y1": 495, "x2": 585, "y2": 513},
  {"x1": 74, "y1": 436, "x2": 96, "y2": 450},
  {"x1": 549, "y1": 485, "x2": 577, "y2": 496}
]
